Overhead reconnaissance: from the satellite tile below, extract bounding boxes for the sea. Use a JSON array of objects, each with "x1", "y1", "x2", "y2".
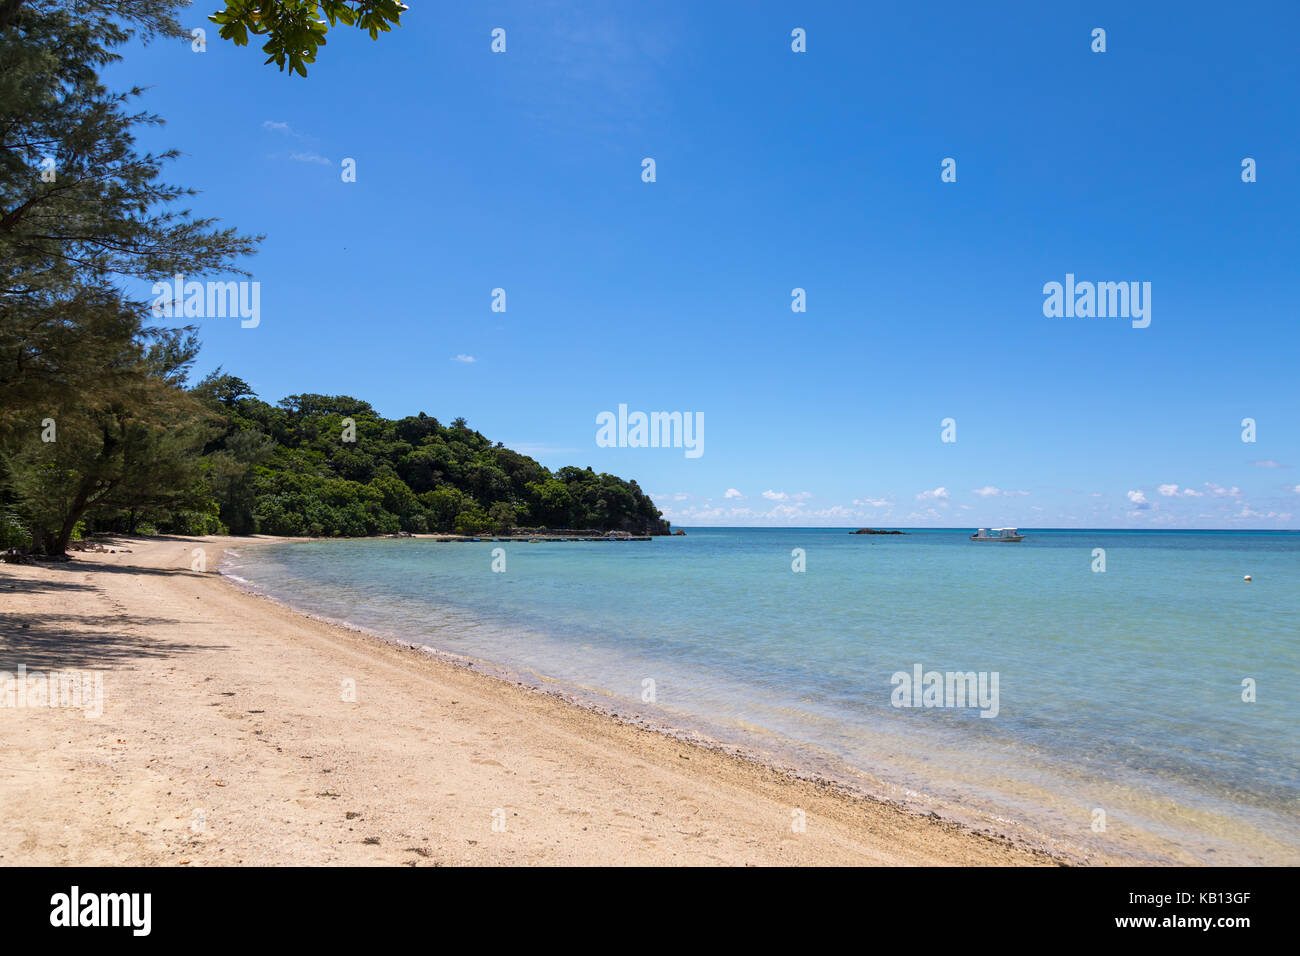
[{"x1": 221, "y1": 527, "x2": 1299, "y2": 864}]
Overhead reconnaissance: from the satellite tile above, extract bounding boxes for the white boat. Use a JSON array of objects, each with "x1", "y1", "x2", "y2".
[{"x1": 970, "y1": 527, "x2": 1025, "y2": 542}]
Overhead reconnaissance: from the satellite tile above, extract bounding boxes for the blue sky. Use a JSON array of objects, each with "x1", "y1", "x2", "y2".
[{"x1": 110, "y1": 1, "x2": 1299, "y2": 528}]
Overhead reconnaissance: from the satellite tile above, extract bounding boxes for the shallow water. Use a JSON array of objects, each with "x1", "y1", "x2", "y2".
[{"x1": 224, "y1": 528, "x2": 1300, "y2": 864}]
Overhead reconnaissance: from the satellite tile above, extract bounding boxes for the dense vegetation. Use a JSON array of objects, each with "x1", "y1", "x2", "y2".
[
  {"x1": 0, "y1": 1, "x2": 664, "y2": 555},
  {"x1": 190, "y1": 376, "x2": 668, "y2": 539}
]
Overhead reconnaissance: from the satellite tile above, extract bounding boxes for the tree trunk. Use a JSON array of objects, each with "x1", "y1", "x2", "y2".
[
  {"x1": 41, "y1": 483, "x2": 94, "y2": 557},
  {"x1": 48, "y1": 512, "x2": 80, "y2": 556}
]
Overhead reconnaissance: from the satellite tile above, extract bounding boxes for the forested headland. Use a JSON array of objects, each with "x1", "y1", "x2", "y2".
[{"x1": 0, "y1": 1, "x2": 665, "y2": 556}]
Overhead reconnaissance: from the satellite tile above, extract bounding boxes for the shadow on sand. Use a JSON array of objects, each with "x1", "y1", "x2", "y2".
[{"x1": 0, "y1": 611, "x2": 222, "y2": 670}]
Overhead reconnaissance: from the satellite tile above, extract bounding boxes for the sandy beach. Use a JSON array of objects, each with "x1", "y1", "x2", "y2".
[{"x1": 0, "y1": 535, "x2": 1103, "y2": 866}]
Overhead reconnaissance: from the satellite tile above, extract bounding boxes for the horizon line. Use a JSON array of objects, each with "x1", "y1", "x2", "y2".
[{"x1": 667, "y1": 525, "x2": 1300, "y2": 532}]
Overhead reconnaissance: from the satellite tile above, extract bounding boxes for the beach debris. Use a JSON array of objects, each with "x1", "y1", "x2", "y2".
[
  {"x1": 1244, "y1": 575, "x2": 1252, "y2": 581},
  {"x1": 362, "y1": 836, "x2": 380, "y2": 845}
]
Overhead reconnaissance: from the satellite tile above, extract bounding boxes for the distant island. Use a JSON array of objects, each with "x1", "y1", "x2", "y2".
[{"x1": 850, "y1": 528, "x2": 906, "y2": 535}]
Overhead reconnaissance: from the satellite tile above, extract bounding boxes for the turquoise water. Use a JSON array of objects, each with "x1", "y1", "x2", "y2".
[{"x1": 224, "y1": 528, "x2": 1299, "y2": 864}]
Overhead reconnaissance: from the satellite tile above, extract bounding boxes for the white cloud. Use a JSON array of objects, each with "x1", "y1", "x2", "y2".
[
  {"x1": 452, "y1": 354, "x2": 477, "y2": 363},
  {"x1": 1253, "y1": 460, "x2": 1284, "y2": 468},
  {"x1": 766, "y1": 503, "x2": 856, "y2": 521},
  {"x1": 658, "y1": 504, "x2": 756, "y2": 522},
  {"x1": 660, "y1": 493, "x2": 903, "y2": 527},
  {"x1": 1205, "y1": 483, "x2": 1242, "y2": 498},
  {"x1": 262, "y1": 120, "x2": 295, "y2": 134},
  {"x1": 916, "y1": 487, "x2": 949, "y2": 501},
  {"x1": 973, "y1": 486, "x2": 1028, "y2": 497},
  {"x1": 723, "y1": 488, "x2": 744, "y2": 499},
  {"x1": 289, "y1": 151, "x2": 332, "y2": 165},
  {"x1": 1292, "y1": 485, "x2": 1300, "y2": 494},
  {"x1": 1237, "y1": 507, "x2": 1292, "y2": 520},
  {"x1": 1158, "y1": 484, "x2": 1204, "y2": 498},
  {"x1": 1126, "y1": 490, "x2": 1149, "y2": 505},
  {"x1": 853, "y1": 497, "x2": 892, "y2": 508},
  {"x1": 761, "y1": 490, "x2": 788, "y2": 501},
  {"x1": 810, "y1": 505, "x2": 857, "y2": 519},
  {"x1": 665, "y1": 500, "x2": 873, "y2": 525}
]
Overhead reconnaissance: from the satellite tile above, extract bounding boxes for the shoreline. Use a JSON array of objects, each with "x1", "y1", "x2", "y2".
[
  {"x1": 219, "y1": 539, "x2": 1123, "y2": 862},
  {"x1": 2, "y1": 533, "x2": 1129, "y2": 865}
]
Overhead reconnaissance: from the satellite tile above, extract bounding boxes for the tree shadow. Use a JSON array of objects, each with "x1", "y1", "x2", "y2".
[
  {"x1": 0, "y1": 612, "x2": 223, "y2": 670},
  {"x1": 0, "y1": 576, "x2": 99, "y2": 595},
  {"x1": 87, "y1": 533, "x2": 248, "y2": 547},
  {"x1": 42, "y1": 561, "x2": 210, "y2": 579},
  {"x1": 1, "y1": 562, "x2": 213, "y2": 595}
]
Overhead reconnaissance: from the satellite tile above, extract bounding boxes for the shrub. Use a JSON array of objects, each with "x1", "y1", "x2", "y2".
[{"x1": 0, "y1": 512, "x2": 32, "y2": 551}]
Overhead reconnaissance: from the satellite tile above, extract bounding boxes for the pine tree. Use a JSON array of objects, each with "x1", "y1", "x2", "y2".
[{"x1": 0, "y1": 1, "x2": 257, "y2": 553}]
